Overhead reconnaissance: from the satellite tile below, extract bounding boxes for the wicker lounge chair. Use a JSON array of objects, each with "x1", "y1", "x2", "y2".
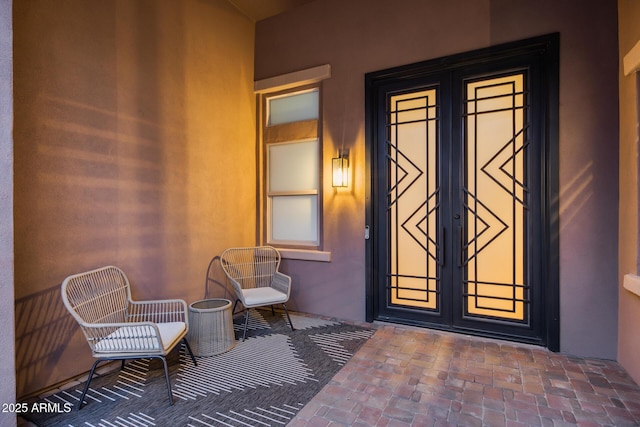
[
  {"x1": 61, "y1": 265, "x2": 197, "y2": 409},
  {"x1": 220, "y1": 246, "x2": 294, "y2": 340}
]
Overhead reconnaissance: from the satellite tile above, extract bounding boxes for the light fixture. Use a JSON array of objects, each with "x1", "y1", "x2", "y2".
[{"x1": 332, "y1": 149, "x2": 349, "y2": 187}]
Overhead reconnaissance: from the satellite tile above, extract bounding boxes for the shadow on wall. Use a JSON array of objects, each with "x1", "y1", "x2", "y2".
[
  {"x1": 15, "y1": 285, "x2": 77, "y2": 398},
  {"x1": 13, "y1": 0, "x2": 255, "y2": 396},
  {"x1": 204, "y1": 255, "x2": 236, "y2": 301},
  {"x1": 559, "y1": 161, "x2": 593, "y2": 232}
]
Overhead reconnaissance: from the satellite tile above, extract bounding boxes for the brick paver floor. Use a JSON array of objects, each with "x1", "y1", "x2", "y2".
[{"x1": 289, "y1": 324, "x2": 640, "y2": 427}]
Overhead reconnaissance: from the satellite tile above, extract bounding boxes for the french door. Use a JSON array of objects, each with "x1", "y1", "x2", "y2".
[{"x1": 365, "y1": 35, "x2": 559, "y2": 348}]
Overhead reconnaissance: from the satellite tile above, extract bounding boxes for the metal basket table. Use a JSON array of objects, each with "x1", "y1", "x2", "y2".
[{"x1": 188, "y1": 298, "x2": 235, "y2": 356}]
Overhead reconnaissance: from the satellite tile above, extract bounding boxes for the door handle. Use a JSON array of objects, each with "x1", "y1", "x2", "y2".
[
  {"x1": 457, "y1": 226, "x2": 464, "y2": 267},
  {"x1": 438, "y1": 227, "x2": 445, "y2": 266}
]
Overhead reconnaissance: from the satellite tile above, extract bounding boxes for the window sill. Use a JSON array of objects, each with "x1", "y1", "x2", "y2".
[
  {"x1": 623, "y1": 274, "x2": 640, "y2": 297},
  {"x1": 278, "y1": 248, "x2": 331, "y2": 262}
]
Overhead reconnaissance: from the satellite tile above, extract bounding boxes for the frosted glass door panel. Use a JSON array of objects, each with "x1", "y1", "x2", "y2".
[
  {"x1": 464, "y1": 73, "x2": 527, "y2": 322},
  {"x1": 388, "y1": 88, "x2": 440, "y2": 311}
]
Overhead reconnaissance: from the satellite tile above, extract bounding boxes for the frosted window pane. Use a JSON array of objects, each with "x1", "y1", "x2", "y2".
[
  {"x1": 271, "y1": 195, "x2": 318, "y2": 243},
  {"x1": 269, "y1": 140, "x2": 318, "y2": 192},
  {"x1": 268, "y1": 90, "x2": 319, "y2": 125}
]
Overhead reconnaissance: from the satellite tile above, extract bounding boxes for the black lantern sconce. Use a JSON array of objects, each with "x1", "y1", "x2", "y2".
[{"x1": 332, "y1": 149, "x2": 349, "y2": 187}]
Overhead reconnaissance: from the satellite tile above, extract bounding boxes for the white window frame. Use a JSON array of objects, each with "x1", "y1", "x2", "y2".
[
  {"x1": 266, "y1": 137, "x2": 320, "y2": 247},
  {"x1": 255, "y1": 65, "x2": 331, "y2": 254},
  {"x1": 623, "y1": 40, "x2": 640, "y2": 296}
]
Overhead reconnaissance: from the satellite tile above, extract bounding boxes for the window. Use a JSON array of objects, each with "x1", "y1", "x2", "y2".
[
  {"x1": 255, "y1": 65, "x2": 331, "y2": 258},
  {"x1": 268, "y1": 137, "x2": 320, "y2": 245},
  {"x1": 259, "y1": 85, "x2": 322, "y2": 248},
  {"x1": 267, "y1": 90, "x2": 319, "y2": 126},
  {"x1": 623, "y1": 40, "x2": 640, "y2": 296}
]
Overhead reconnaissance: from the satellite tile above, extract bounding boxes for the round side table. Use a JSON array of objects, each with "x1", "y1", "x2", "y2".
[{"x1": 188, "y1": 298, "x2": 235, "y2": 357}]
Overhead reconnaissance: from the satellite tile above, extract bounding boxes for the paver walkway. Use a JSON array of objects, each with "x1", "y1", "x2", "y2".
[{"x1": 289, "y1": 324, "x2": 640, "y2": 426}]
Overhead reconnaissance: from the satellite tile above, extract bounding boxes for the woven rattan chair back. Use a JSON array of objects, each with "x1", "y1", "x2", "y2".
[
  {"x1": 221, "y1": 246, "x2": 280, "y2": 290},
  {"x1": 62, "y1": 266, "x2": 130, "y2": 327}
]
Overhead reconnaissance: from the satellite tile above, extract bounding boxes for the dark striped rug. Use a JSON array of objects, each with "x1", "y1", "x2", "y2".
[{"x1": 22, "y1": 310, "x2": 375, "y2": 427}]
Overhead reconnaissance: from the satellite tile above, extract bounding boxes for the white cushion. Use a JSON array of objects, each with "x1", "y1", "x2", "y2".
[
  {"x1": 94, "y1": 322, "x2": 186, "y2": 353},
  {"x1": 242, "y1": 287, "x2": 288, "y2": 307}
]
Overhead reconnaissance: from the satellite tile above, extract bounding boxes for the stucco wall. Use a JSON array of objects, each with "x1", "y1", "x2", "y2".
[
  {"x1": 0, "y1": 0, "x2": 15, "y2": 424},
  {"x1": 255, "y1": 0, "x2": 620, "y2": 359},
  {"x1": 618, "y1": 0, "x2": 640, "y2": 384},
  {"x1": 13, "y1": 0, "x2": 256, "y2": 398}
]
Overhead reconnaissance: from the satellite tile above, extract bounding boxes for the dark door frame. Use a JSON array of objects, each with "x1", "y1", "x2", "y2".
[{"x1": 364, "y1": 34, "x2": 560, "y2": 351}]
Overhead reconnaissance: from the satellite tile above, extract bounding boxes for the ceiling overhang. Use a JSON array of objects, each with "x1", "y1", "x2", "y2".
[{"x1": 227, "y1": 0, "x2": 316, "y2": 22}]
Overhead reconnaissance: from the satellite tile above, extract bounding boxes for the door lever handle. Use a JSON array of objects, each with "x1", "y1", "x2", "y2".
[
  {"x1": 457, "y1": 226, "x2": 464, "y2": 267},
  {"x1": 438, "y1": 227, "x2": 445, "y2": 266}
]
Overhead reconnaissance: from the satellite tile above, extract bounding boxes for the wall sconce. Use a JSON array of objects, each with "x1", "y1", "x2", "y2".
[{"x1": 332, "y1": 149, "x2": 349, "y2": 187}]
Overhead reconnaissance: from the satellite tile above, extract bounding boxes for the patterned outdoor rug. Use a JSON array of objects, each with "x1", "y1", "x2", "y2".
[{"x1": 22, "y1": 310, "x2": 375, "y2": 427}]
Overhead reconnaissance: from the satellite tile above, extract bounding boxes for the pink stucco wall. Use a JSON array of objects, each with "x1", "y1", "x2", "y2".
[
  {"x1": 255, "y1": 0, "x2": 620, "y2": 360},
  {"x1": 618, "y1": 0, "x2": 640, "y2": 385},
  {"x1": 13, "y1": 0, "x2": 256, "y2": 397}
]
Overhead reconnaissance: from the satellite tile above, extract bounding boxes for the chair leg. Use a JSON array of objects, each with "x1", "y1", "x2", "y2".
[
  {"x1": 232, "y1": 299, "x2": 241, "y2": 315},
  {"x1": 156, "y1": 356, "x2": 173, "y2": 406},
  {"x1": 183, "y1": 338, "x2": 198, "y2": 366},
  {"x1": 79, "y1": 356, "x2": 177, "y2": 409},
  {"x1": 242, "y1": 309, "x2": 250, "y2": 341},
  {"x1": 77, "y1": 359, "x2": 103, "y2": 410},
  {"x1": 282, "y1": 303, "x2": 294, "y2": 331}
]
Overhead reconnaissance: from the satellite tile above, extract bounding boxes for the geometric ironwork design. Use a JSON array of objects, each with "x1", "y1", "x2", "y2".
[
  {"x1": 387, "y1": 141, "x2": 423, "y2": 207},
  {"x1": 370, "y1": 35, "x2": 559, "y2": 348},
  {"x1": 386, "y1": 88, "x2": 440, "y2": 311},
  {"x1": 383, "y1": 73, "x2": 531, "y2": 324},
  {"x1": 401, "y1": 191, "x2": 440, "y2": 261},
  {"x1": 463, "y1": 74, "x2": 529, "y2": 322},
  {"x1": 462, "y1": 189, "x2": 508, "y2": 265},
  {"x1": 481, "y1": 126, "x2": 530, "y2": 206}
]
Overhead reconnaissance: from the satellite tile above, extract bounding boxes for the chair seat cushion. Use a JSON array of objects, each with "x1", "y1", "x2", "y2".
[
  {"x1": 94, "y1": 322, "x2": 186, "y2": 353},
  {"x1": 243, "y1": 287, "x2": 288, "y2": 307}
]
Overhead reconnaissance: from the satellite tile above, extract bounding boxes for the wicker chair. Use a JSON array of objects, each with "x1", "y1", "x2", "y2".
[
  {"x1": 61, "y1": 265, "x2": 197, "y2": 409},
  {"x1": 220, "y1": 246, "x2": 294, "y2": 340}
]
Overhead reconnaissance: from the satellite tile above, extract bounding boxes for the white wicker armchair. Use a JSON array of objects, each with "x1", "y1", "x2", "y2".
[
  {"x1": 61, "y1": 265, "x2": 197, "y2": 409},
  {"x1": 220, "y1": 246, "x2": 294, "y2": 340}
]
